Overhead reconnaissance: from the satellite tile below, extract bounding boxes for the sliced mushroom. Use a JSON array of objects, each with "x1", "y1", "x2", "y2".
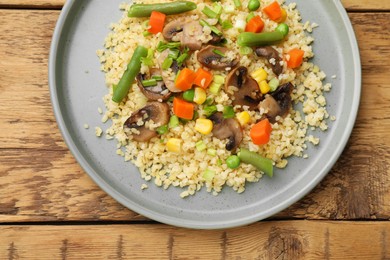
[
  {"x1": 136, "y1": 68, "x2": 172, "y2": 101},
  {"x1": 163, "y1": 19, "x2": 203, "y2": 51},
  {"x1": 254, "y1": 46, "x2": 283, "y2": 76},
  {"x1": 197, "y1": 45, "x2": 238, "y2": 70},
  {"x1": 224, "y1": 66, "x2": 262, "y2": 110},
  {"x1": 124, "y1": 102, "x2": 170, "y2": 142},
  {"x1": 209, "y1": 112, "x2": 243, "y2": 151},
  {"x1": 156, "y1": 50, "x2": 183, "y2": 93},
  {"x1": 208, "y1": 32, "x2": 224, "y2": 45},
  {"x1": 258, "y1": 82, "x2": 293, "y2": 122}
]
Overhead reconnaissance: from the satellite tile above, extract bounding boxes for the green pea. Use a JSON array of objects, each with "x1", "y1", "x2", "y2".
[
  {"x1": 247, "y1": 0, "x2": 260, "y2": 11},
  {"x1": 275, "y1": 23, "x2": 289, "y2": 37},
  {"x1": 183, "y1": 89, "x2": 195, "y2": 102},
  {"x1": 226, "y1": 155, "x2": 241, "y2": 169}
]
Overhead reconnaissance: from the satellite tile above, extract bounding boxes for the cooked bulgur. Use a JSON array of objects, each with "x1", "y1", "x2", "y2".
[{"x1": 97, "y1": 0, "x2": 332, "y2": 197}]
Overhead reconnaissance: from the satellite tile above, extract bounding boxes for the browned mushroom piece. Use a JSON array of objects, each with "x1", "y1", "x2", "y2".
[
  {"x1": 197, "y1": 45, "x2": 238, "y2": 70},
  {"x1": 254, "y1": 46, "x2": 283, "y2": 76},
  {"x1": 209, "y1": 112, "x2": 243, "y2": 151},
  {"x1": 258, "y1": 82, "x2": 294, "y2": 122},
  {"x1": 163, "y1": 19, "x2": 203, "y2": 51},
  {"x1": 136, "y1": 68, "x2": 172, "y2": 101},
  {"x1": 224, "y1": 66, "x2": 262, "y2": 110},
  {"x1": 156, "y1": 50, "x2": 184, "y2": 93},
  {"x1": 208, "y1": 32, "x2": 224, "y2": 45},
  {"x1": 124, "y1": 102, "x2": 170, "y2": 142}
]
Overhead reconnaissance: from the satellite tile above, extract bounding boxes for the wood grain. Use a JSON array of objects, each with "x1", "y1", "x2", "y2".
[
  {"x1": 0, "y1": 0, "x2": 390, "y2": 11},
  {"x1": 1, "y1": 221, "x2": 390, "y2": 259}
]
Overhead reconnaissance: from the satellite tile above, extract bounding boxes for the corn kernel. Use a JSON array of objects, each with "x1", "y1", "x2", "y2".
[
  {"x1": 166, "y1": 138, "x2": 181, "y2": 153},
  {"x1": 276, "y1": 8, "x2": 287, "y2": 23},
  {"x1": 236, "y1": 111, "x2": 251, "y2": 126},
  {"x1": 194, "y1": 118, "x2": 213, "y2": 135},
  {"x1": 251, "y1": 68, "x2": 268, "y2": 84},
  {"x1": 259, "y1": 80, "x2": 270, "y2": 94},
  {"x1": 193, "y1": 87, "x2": 207, "y2": 105}
]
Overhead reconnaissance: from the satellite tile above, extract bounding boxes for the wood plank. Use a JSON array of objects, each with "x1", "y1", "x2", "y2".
[{"x1": 1, "y1": 221, "x2": 389, "y2": 259}]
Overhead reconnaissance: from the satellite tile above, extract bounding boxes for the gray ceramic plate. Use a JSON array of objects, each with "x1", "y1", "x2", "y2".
[{"x1": 49, "y1": 0, "x2": 361, "y2": 229}]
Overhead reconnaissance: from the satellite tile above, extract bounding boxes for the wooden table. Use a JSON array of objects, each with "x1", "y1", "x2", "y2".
[{"x1": 1, "y1": 0, "x2": 389, "y2": 258}]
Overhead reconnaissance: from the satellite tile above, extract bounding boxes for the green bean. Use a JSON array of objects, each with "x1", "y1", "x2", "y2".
[
  {"x1": 112, "y1": 45, "x2": 148, "y2": 103},
  {"x1": 128, "y1": 1, "x2": 197, "y2": 17},
  {"x1": 275, "y1": 23, "x2": 289, "y2": 37},
  {"x1": 247, "y1": 0, "x2": 260, "y2": 11},
  {"x1": 226, "y1": 155, "x2": 241, "y2": 169},
  {"x1": 238, "y1": 148, "x2": 273, "y2": 177},
  {"x1": 237, "y1": 31, "x2": 285, "y2": 47}
]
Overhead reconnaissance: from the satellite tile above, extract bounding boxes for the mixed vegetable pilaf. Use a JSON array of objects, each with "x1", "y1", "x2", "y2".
[{"x1": 97, "y1": 0, "x2": 332, "y2": 197}]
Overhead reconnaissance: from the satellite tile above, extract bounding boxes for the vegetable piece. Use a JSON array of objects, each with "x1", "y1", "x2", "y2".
[
  {"x1": 128, "y1": 1, "x2": 197, "y2": 17},
  {"x1": 233, "y1": 0, "x2": 242, "y2": 8},
  {"x1": 197, "y1": 45, "x2": 238, "y2": 70},
  {"x1": 236, "y1": 111, "x2": 251, "y2": 126},
  {"x1": 239, "y1": 46, "x2": 253, "y2": 55},
  {"x1": 251, "y1": 68, "x2": 268, "y2": 84},
  {"x1": 183, "y1": 89, "x2": 195, "y2": 102},
  {"x1": 141, "y1": 79, "x2": 157, "y2": 87},
  {"x1": 112, "y1": 46, "x2": 148, "y2": 103},
  {"x1": 238, "y1": 148, "x2": 273, "y2": 177},
  {"x1": 169, "y1": 115, "x2": 180, "y2": 128},
  {"x1": 166, "y1": 138, "x2": 182, "y2": 153},
  {"x1": 276, "y1": 8, "x2": 287, "y2": 23},
  {"x1": 275, "y1": 23, "x2": 289, "y2": 37},
  {"x1": 203, "y1": 105, "x2": 218, "y2": 117},
  {"x1": 250, "y1": 118, "x2": 272, "y2": 145},
  {"x1": 226, "y1": 155, "x2": 241, "y2": 169},
  {"x1": 203, "y1": 169, "x2": 215, "y2": 182},
  {"x1": 286, "y1": 48, "x2": 304, "y2": 68},
  {"x1": 207, "y1": 149, "x2": 217, "y2": 156},
  {"x1": 193, "y1": 68, "x2": 213, "y2": 89},
  {"x1": 259, "y1": 80, "x2": 270, "y2": 94},
  {"x1": 245, "y1": 16, "x2": 264, "y2": 33},
  {"x1": 246, "y1": 12, "x2": 255, "y2": 22},
  {"x1": 210, "y1": 113, "x2": 243, "y2": 151},
  {"x1": 194, "y1": 87, "x2": 207, "y2": 105},
  {"x1": 175, "y1": 68, "x2": 196, "y2": 91},
  {"x1": 176, "y1": 53, "x2": 189, "y2": 66},
  {"x1": 196, "y1": 140, "x2": 207, "y2": 151},
  {"x1": 223, "y1": 106, "x2": 235, "y2": 119},
  {"x1": 209, "y1": 82, "x2": 222, "y2": 94},
  {"x1": 156, "y1": 124, "x2": 169, "y2": 135},
  {"x1": 156, "y1": 41, "x2": 182, "y2": 52},
  {"x1": 263, "y1": 1, "x2": 282, "y2": 22},
  {"x1": 221, "y1": 20, "x2": 233, "y2": 30},
  {"x1": 148, "y1": 11, "x2": 166, "y2": 34},
  {"x1": 248, "y1": 0, "x2": 260, "y2": 11},
  {"x1": 254, "y1": 46, "x2": 283, "y2": 76},
  {"x1": 136, "y1": 69, "x2": 172, "y2": 101},
  {"x1": 161, "y1": 57, "x2": 173, "y2": 70},
  {"x1": 195, "y1": 118, "x2": 214, "y2": 135},
  {"x1": 200, "y1": 19, "x2": 223, "y2": 36},
  {"x1": 237, "y1": 31, "x2": 284, "y2": 47},
  {"x1": 173, "y1": 97, "x2": 194, "y2": 120},
  {"x1": 268, "y1": 77, "x2": 279, "y2": 92},
  {"x1": 202, "y1": 6, "x2": 218, "y2": 18},
  {"x1": 141, "y1": 48, "x2": 155, "y2": 66}
]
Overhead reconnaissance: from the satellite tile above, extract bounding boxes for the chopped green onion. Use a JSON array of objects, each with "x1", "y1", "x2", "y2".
[
  {"x1": 246, "y1": 12, "x2": 255, "y2": 22},
  {"x1": 156, "y1": 125, "x2": 169, "y2": 135},
  {"x1": 223, "y1": 106, "x2": 235, "y2": 119},
  {"x1": 168, "y1": 96, "x2": 175, "y2": 102},
  {"x1": 142, "y1": 20, "x2": 149, "y2": 28},
  {"x1": 205, "y1": 97, "x2": 214, "y2": 106},
  {"x1": 169, "y1": 115, "x2": 180, "y2": 128},
  {"x1": 143, "y1": 31, "x2": 152, "y2": 37},
  {"x1": 233, "y1": 0, "x2": 241, "y2": 8},
  {"x1": 212, "y1": 49, "x2": 226, "y2": 57},
  {"x1": 209, "y1": 82, "x2": 222, "y2": 94},
  {"x1": 239, "y1": 46, "x2": 253, "y2": 55},
  {"x1": 140, "y1": 48, "x2": 154, "y2": 66},
  {"x1": 196, "y1": 140, "x2": 207, "y2": 151},
  {"x1": 176, "y1": 53, "x2": 189, "y2": 66},
  {"x1": 203, "y1": 169, "x2": 215, "y2": 182},
  {"x1": 200, "y1": 19, "x2": 223, "y2": 36},
  {"x1": 213, "y1": 74, "x2": 225, "y2": 85},
  {"x1": 156, "y1": 41, "x2": 182, "y2": 52},
  {"x1": 207, "y1": 149, "x2": 217, "y2": 156},
  {"x1": 202, "y1": 6, "x2": 218, "y2": 18},
  {"x1": 168, "y1": 49, "x2": 180, "y2": 60},
  {"x1": 151, "y1": 75, "x2": 163, "y2": 81},
  {"x1": 141, "y1": 79, "x2": 157, "y2": 87},
  {"x1": 268, "y1": 78, "x2": 280, "y2": 92},
  {"x1": 221, "y1": 20, "x2": 233, "y2": 30},
  {"x1": 162, "y1": 57, "x2": 173, "y2": 70},
  {"x1": 213, "y1": 3, "x2": 223, "y2": 15},
  {"x1": 183, "y1": 89, "x2": 195, "y2": 102},
  {"x1": 203, "y1": 105, "x2": 218, "y2": 117},
  {"x1": 217, "y1": 159, "x2": 223, "y2": 166}
]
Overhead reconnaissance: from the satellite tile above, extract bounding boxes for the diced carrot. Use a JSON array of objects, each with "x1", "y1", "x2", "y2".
[
  {"x1": 173, "y1": 97, "x2": 194, "y2": 120},
  {"x1": 245, "y1": 15, "x2": 264, "y2": 33},
  {"x1": 175, "y1": 68, "x2": 197, "y2": 91},
  {"x1": 193, "y1": 68, "x2": 213, "y2": 89},
  {"x1": 250, "y1": 118, "x2": 272, "y2": 145},
  {"x1": 148, "y1": 11, "x2": 166, "y2": 34},
  {"x1": 263, "y1": 1, "x2": 282, "y2": 22},
  {"x1": 286, "y1": 48, "x2": 304, "y2": 68}
]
